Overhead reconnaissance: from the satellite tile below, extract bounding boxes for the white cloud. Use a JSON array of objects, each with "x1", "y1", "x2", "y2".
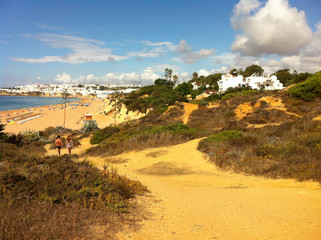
[
  {"x1": 140, "y1": 40, "x2": 174, "y2": 47},
  {"x1": 55, "y1": 73, "x2": 72, "y2": 83},
  {"x1": 128, "y1": 40, "x2": 175, "y2": 59},
  {"x1": 36, "y1": 23, "x2": 66, "y2": 31},
  {"x1": 52, "y1": 67, "x2": 224, "y2": 86},
  {"x1": 176, "y1": 40, "x2": 214, "y2": 64},
  {"x1": 231, "y1": 0, "x2": 312, "y2": 56},
  {"x1": 13, "y1": 33, "x2": 128, "y2": 63},
  {"x1": 128, "y1": 51, "x2": 162, "y2": 58},
  {"x1": 149, "y1": 64, "x2": 180, "y2": 73},
  {"x1": 226, "y1": 0, "x2": 321, "y2": 73}
]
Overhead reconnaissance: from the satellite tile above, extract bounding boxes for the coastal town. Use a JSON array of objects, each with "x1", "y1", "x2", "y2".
[{"x1": 0, "y1": 83, "x2": 140, "y2": 98}]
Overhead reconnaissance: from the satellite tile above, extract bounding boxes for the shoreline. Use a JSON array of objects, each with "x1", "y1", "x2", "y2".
[
  {"x1": 0, "y1": 92, "x2": 83, "y2": 98},
  {"x1": 1, "y1": 97, "x2": 114, "y2": 134},
  {"x1": 0, "y1": 95, "x2": 83, "y2": 112}
]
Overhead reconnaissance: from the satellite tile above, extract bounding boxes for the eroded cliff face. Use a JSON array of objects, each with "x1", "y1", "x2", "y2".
[{"x1": 102, "y1": 99, "x2": 151, "y2": 124}]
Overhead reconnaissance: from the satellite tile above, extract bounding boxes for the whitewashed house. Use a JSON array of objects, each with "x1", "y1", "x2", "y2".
[{"x1": 218, "y1": 72, "x2": 284, "y2": 93}]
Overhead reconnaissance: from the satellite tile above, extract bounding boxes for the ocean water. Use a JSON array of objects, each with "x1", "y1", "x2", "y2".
[{"x1": 0, "y1": 95, "x2": 80, "y2": 111}]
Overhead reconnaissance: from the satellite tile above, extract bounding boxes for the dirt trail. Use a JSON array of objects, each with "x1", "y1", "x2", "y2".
[
  {"x1": 56, "y1": 137, "x2": 321, "y2": 240},
  {"x1": 181, "y1": 103, "x2": 199, "y2": 124}
]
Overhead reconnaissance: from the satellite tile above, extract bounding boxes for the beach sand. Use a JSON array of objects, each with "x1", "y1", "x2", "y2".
[{"x1": 1, "y1": 98, "x2": 114, "y2": 133}]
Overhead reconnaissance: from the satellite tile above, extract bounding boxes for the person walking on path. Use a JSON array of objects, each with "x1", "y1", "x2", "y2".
[
  {"x1": 54, "y1": 135, "x2": 63, "y2": 156},
  {"x1": 66, "y1": 135, "x2": 74, "y2": 157}
]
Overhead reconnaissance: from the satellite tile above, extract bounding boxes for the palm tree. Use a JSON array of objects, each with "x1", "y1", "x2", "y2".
[
  {"x1": 110, "y1": 91, "x2": 122, "y2": 126},
  {"x1": 61, "y1": 89, "x2": 70, "y2": 128},
  {"x1": 173, "y1": 75, "x2": 178, "y2": 85},
  {"x1": 164, "y1": 68, "x2": 169, "y2": 80},
  {"x1": 168, "y1": 69, "x2": 173, "y2": 81},
  {"x1": 192, "y1": 72, "x2": 198, "y2": 81}
]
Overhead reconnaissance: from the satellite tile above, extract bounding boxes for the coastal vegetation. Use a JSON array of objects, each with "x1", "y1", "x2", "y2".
[
  {"x1": 0, "y1": 130, "x2": 147, "y2": 239},
  {"x1": 198, "y1": 119, "x2": 321, "y2": 182},
  {"x1": 287, "y1": 72, "x2": 321, "y2": 101},
  {"x1": 86, "y1": 123, "x2": 207, "y2": 157},
  {"x1": 1, "y1": 67, "x2": 320, "y2": 239}
]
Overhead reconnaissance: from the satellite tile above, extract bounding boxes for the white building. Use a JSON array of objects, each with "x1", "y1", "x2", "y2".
[{"x1": 218, "y1": 73, "x2": 284, "y2": 93}]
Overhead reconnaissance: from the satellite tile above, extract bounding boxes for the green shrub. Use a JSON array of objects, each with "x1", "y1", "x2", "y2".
[
  {"x1": 22, "y1": 130, "x2": 41, "y2": 143},
  {"x1": 54, "y1": 126, "x2": 72, "y2": 134},
  {"x1": 288, "y1": 72, "x2": 321, "y2": 101},
  {"x1": 6, "y1": 133, "x2": 24, "y2": 146},
  {"x1": 123, "y1": 84, "x2": 188, "y2": 114},
  {"x1": 206, "y1": 130, "x2": 243, "y2": 143},
  {"x1": 39, "y1": 126, "x2": 55, "y2": 137},
  {"x1": 90, "y1": 126, "x2": 120, "y2": 144},
  {"x1": 0, "y1": 142, "x2": 147, "y2": 212},
  {"x1": 82, "y1": 120, "x2": 99, "y2": 133},
  {"x1": 86, "y1": 123, "x2": 205, "y2": 157}
]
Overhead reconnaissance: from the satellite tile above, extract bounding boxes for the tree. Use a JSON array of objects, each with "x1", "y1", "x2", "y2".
[
  {"x1": 192, "y1": 72, "x2": 198, "y2": 81},
  {"x1": 61, "y1": 89, "x2": 70, "y2": 128},
  {"x1": 168, "y1": 69, "x2": 173, "y2": 81},
  {"x1": 110, "y1": 91, "x2": 122, "y2": 126},
  {"x1": 164, "y1": 68, "x2": 169, "y2": 80},
  {"x1": 154, "y1": 78, "x2": 175, "y2": 88},
  {"x1": 288, "y1": 72, "x2": 321, "y2": 101},
  {"x1": 173, "y1": 75, "x2": 178, "y2": 85},
  {"x1": 175, "y1": 82, "x2": 193, "y2": 96},
  {"x1": 164, "y1": 68, "x2": 173, "y2": 81},
  {"x1": 243, "y1": 64, "x2": 264, "y2": 77},
  {"x1": 275, "y1": 68, "x2": 292, "y2": 85},
  {"x1": 206, "y1": 73, "x2": 222, "y2": 90},
  {"x1": 288, "y1": 72, "x2": 312, "y2": 85}
]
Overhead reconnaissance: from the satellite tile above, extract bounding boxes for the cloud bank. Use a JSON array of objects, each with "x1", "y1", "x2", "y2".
[
  {"x1": 13, "y1": 35, "x2": 214, "y2": 65},
  {"x1": 231, "y1": 0, "x2": 312, "y2": 56},
  {"x1": 13, "y1": 34, "x2": 128, "y2": 64},
  {"x1": 177, "y1": 40, "x2": 214, "y2": 64},
  {"x1": 229, "y1": 0, "x2": 321, "y2": 73}
]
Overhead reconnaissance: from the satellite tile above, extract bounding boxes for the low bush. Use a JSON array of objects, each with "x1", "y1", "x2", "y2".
[
  {"x1": 0, "y1": 198, "x2": 124, "y2": 240},
  {"x1": 86, "y1": 123, "x2": 207, "y2": 157},
  {"x1": 82, "y1": 120, "x2": 99, "y2": 133},
  {"x1": 123, "y1": 84, "x2": 188, "y2": 114},
  {"x1": 39, "y1": 126, "x2": 55, "y2": 137},
  {"x1": 90, "y1": 126, "x2": 120, "y2": 144},
  {"x1": 288, "y1": 72, "x2": 321, "y2": 101},
  {"x1": 54, "y1": 126, "x2": 72, "y2": 134},
  {"x1": 198, "y1": 119, "x2": 321, "y2": 182},
  {"x1": 205, "y1": 130, "x2": 243, "y2": 143},
  {"x1": 22, "y1": 129, "x2": 41, "y2": 143},
  {"x1": 5, "y1": 133, "x2": 24, "y2": 147},
  {"x1": 0, "y1": 142, "x2": 147, "y2": 213}
]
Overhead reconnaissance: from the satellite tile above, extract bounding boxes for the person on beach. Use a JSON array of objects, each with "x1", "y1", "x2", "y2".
[
  {"x1": 54, "y1": 135, "x2": 63, "y2": 156},
  {"x1": 66, "y1": 135, "x2": 74, "y2": 157}
]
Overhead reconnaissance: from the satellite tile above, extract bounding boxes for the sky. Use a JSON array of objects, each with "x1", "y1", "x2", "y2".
[{"x1": 0, "y1": 0, "x2": 320, "y2": 87}]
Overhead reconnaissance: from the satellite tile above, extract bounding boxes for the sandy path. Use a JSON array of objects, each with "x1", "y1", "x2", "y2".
[{"x1": 63, "y1": 138, "x2": 321, "y2": 240}]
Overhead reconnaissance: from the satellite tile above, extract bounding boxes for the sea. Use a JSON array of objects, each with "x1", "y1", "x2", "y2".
[{"x1": 0, "y1": 95, "x2": 80, "y2": 111}]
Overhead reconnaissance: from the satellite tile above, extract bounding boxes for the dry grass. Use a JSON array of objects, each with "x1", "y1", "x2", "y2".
[
  {"x1": 145, "y1": 150, "x2": 168, "y2": 158},
  {"x1": 0, "y1": 140, "x2": 147, "y2": 239},
  {"x1": 137, "y1": 162, "x2": 195, "y2": 176},
  {"x1": 187, "y1": 103, "x2": 247, "y2": 131},
  {"x1": 0, "y1": 198, "x2": 126, "y2": 240},
  {"x1": 198, "y1": 118, "x2": 321, "y2": 182},
  {"x1": 86, "y1": 124, "x2": 208, "y2": 157}
]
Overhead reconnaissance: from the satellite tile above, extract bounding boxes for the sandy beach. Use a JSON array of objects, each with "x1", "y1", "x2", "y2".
[{"x1": 1, "y1": 98, "x2": 114, "y2": 134}]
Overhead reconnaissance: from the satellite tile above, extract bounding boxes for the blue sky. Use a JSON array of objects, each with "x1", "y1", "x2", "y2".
[{"x1": 1, "y1": 0, "x2": 320, "y2": 87}]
